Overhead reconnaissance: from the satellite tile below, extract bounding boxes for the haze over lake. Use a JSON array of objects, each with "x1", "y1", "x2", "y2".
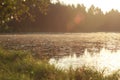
[
  {"x1": 1, "y1": 32, "x2": 120, "y2": 75},
  {"x1": 0, "y1": 32, "x2": 119, "y2": 54}
]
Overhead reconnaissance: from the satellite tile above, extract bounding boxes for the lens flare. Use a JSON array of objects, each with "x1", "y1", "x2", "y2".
[{"x1": 74, "y1": 13, "x2": 84, "y2": 25}]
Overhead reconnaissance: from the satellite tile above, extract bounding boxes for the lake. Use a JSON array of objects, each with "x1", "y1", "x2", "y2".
[{"x1": 0, "y1": 32, "x2": 120, "y2": 75}]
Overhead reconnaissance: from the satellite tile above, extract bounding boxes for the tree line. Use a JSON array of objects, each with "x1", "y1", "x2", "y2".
[{"x1": 5, "y1": 2, "x2": 120, "y2": 32}]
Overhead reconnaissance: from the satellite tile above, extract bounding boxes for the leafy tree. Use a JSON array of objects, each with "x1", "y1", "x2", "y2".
[{"x1": 0, "y1": 0, "x2": 50, "y2": 31}]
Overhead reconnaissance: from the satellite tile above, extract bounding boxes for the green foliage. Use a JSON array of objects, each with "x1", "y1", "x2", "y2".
[
  {"x1": 0, "y1": 47, "x2": 65, "y2": 80},
  {"x1": 0, "y1": 47, "x2": 119, "y2": 80},
  {"x1": 0, "y1": 0, "x2": 50, "y2": 30}
]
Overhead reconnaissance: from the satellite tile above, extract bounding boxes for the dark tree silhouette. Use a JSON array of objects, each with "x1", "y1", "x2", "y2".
[{"x1": 5, "y1": 2, "x2": 120, "y2": 33}]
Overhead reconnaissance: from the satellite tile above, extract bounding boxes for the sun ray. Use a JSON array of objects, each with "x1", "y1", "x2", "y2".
[{"x1": 52, "y1": 0, "x2": 120, "y2": 13}]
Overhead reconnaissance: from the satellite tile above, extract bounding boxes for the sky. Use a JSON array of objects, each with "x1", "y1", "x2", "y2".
[{"x1": 51, "y1": 0, "x2": 120, "y2": 13}]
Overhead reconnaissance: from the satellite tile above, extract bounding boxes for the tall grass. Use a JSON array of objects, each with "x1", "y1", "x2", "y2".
[{"x1": 0, "y1": 47, "x2": 119, "y2": 80}]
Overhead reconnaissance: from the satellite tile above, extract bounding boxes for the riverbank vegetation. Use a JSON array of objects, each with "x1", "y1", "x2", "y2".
[{"x1": 0, "y1": 47, "x2": 119, "y2": 80}]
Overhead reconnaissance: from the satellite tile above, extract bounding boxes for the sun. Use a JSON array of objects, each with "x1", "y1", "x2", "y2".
[{"x1": 52, "y1": 0, "x2": 120, "y2": 13}]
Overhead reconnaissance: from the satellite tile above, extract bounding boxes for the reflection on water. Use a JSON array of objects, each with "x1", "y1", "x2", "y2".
[
  {"x1": 49, "y1": 48, "x2": 120, "y2": 75},
  {"x1": 1, "y1": 32, "x2": 120, "y2": 75}
]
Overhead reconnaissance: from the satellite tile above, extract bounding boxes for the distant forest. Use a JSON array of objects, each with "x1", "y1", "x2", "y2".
[{"x1": 8, "y1": 2, "x2": 120, "y2": 32}]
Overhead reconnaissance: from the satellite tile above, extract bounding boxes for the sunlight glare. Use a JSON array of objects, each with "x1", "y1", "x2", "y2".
[
  {"x1": 49, "y1": 48, "x2": 120, "y2": 76},
  {"x1": 52, "y1": 0, "x2": 120, "y2": 13}
]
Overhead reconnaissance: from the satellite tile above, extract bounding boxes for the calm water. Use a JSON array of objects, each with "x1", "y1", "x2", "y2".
[
  {"x1": 46, "y1": 33, "x2": 120, "y2": 75},
  {"x1": 49, "y1": 48, "x2": 120, "y2": 75},
  {"x1": 1, "y1": 32, "x2": 120, "y2": 56},
  {"x1": 0, "y1": 32, "x2": 120, "y2": 75}
]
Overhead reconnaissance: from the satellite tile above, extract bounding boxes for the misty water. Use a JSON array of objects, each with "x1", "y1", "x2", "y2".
[
  {"x1": 46, "y1": 32, "x2": 120, "y2": 76},
  {"x1": 1, "y1": 32, "x2": 120, "y2": 75}
]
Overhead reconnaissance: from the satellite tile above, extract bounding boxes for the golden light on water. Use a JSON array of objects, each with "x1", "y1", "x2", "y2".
[
  {"x1": 49, "y1": 48, "x2": 120, "y2": 76},
  {"x1": 52, "y1": 0, "x2": 120, "y2": 13}
]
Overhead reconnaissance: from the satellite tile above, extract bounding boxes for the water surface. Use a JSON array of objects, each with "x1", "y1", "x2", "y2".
[{"x1": 0, "y1": 32, "x2": 120, "y2": 75}]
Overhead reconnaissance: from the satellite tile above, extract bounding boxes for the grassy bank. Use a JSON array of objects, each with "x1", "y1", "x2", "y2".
[{"x1": 0, "y1": 47, "x2": 119, "y2": 80}]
